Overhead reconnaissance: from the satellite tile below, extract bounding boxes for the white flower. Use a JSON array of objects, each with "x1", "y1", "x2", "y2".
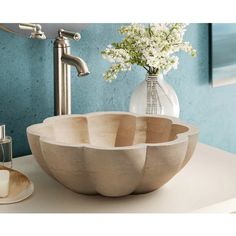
[
  {"x1": 102, "y1": 23, "x2": 196, "y2": 81},
  {"x1": 102, "y1": 48, "x2": 130, "y2": 64}
]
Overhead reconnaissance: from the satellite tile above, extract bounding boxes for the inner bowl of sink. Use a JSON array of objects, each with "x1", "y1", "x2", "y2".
[{"x1": 27, "y1": 112, "x2": 199, "y2": 197}]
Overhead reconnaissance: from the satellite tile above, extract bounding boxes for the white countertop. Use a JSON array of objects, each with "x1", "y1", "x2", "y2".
[{"x1": 1, "y1": 143, "x2": 236, "y2": 213}]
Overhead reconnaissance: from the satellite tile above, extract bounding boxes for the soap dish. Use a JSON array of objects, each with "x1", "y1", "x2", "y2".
[{"x1": 0, "y1": 165, "x2": 34, "y2": 204}]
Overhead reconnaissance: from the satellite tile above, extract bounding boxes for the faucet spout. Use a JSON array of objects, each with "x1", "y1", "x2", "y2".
[{"x1": 61, "y1": 54, "x2": 90, "y2": 76}]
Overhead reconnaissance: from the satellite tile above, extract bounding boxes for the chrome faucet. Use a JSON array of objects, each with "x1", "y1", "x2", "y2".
[{"x1": 54, "y1": 29, "x2": 90, "y2": 115}]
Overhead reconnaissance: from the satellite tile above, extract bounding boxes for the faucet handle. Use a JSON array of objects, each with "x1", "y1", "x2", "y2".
[
  {"x1": 19, "y1": 23, "x2": 46, "y2": 39},
  {"x1": 58, "y1": 29, "x2": 81, "y2": 41}
]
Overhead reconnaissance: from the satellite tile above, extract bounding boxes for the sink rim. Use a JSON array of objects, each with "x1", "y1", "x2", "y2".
[{"x1": 27, "y1": 111, "x2": 199, "y2": 150}]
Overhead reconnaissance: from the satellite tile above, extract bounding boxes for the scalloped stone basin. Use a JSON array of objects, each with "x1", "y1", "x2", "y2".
[{"x1": 27, "y1": 112, "x2": 199, "y2": 197}]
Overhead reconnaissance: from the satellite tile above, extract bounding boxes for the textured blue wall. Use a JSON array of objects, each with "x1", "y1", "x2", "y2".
[{"x1": 0, "y1": 23, "x2": 236, "y2": 157}]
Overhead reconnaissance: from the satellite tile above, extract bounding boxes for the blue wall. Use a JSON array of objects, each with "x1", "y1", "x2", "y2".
[{"x1": 0, "y1": 23, "x2": 236, "y2": 157}]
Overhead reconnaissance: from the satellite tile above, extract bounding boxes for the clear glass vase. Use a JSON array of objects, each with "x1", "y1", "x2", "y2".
[{"x1": 129, "y1": 74, "x2": 180, "y2": 117}]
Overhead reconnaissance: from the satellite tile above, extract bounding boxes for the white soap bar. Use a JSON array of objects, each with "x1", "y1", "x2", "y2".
[{"x1": 0, "y1": 170, "x2": 10, "y2": 198}]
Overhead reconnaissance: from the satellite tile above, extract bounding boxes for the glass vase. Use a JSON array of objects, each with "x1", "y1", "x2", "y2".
[{"x1": 129, "y1": 74, "x2": 180, "y2": 117}]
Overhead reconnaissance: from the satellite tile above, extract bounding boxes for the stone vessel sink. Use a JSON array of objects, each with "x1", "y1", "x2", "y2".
[{"x1": 27, "y1": 112, "x2": 199, "y2": 197}]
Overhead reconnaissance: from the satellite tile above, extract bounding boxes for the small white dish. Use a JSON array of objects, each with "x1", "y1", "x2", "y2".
[{"x1": 0, "y1": 165, "x2": 34, "y2": 204}]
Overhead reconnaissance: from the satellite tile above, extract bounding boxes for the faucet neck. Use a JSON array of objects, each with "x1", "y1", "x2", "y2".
[{"x1": 54, "y1": 37, "x2": 71, "y2": 116}]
